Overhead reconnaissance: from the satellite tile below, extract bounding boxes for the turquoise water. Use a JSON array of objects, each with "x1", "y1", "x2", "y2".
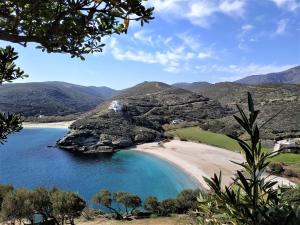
[{"x1": 0, "y1": 128, "x2": 198, "y2": 204}]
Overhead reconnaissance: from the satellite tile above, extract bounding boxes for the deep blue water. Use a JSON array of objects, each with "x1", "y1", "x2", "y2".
[{"x1": 0, "y1": 128, "x2": 198, "y2": 204}]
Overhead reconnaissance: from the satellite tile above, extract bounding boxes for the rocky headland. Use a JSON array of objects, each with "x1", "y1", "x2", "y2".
[{"x1": 56, "y1": 82, "x2": 232, "y2": 153}]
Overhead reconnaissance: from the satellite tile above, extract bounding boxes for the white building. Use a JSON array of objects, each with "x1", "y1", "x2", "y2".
[
  {"x1": 273, "y1": 138, "x2": 300, "y2": 154},
  {"x1": 109, "y1": 100, "x2": 123, "y2": 112}
]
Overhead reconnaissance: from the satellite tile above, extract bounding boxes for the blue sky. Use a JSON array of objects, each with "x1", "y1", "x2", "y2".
[{"x1": 4, "y1": 0, "x2": 300, "y2": 89}]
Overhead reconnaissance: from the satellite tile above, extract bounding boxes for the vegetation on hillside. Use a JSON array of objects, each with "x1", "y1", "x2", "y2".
[{"x1": 0, "y1": 82, "x2": 112, "y2": 118}]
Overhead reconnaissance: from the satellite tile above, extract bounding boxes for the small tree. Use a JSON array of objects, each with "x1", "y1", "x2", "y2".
[
  {"x1": 144, "y1": 196, "x2": 160, "y2": 214},
  {"x1": 31, "y1": 187, "x2": 53, "y2": 222},
  {"x1": 159, "y1": 199, "x2": 177, "y2": 216},
  {"x1": 198, "y1": 93, "x2": 299, "y2": 225},
  {"x1": 50, "y1": 189, "x2": 86, "y2": 225},
  {"x1": 113, "y1": 192, "x2": 141, "y2": 215},
  {"x1": 93, "y1": 189, "x2": 122, "y2": 219},
  {"x1": 175, "y1": 189, "x2": 199, "y2": 213},
  {"x1": 1, "y1": 189, "x2": 35, "y2": 225},
  {"x1": 0, "y1": 184, "x2": 13, "y2": 210}
]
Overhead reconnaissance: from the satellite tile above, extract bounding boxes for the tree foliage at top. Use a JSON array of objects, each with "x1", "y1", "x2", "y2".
[{"x1": 0, "y1": 0, "x2": 154, "y2": 59}]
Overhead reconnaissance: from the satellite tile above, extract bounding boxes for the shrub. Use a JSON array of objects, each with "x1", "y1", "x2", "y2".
[
  {"x1": 175, "y1": 189, "x2": 200, "y2": 213},
  {"x1": 159, "y1": 199, "x2": 176, "y2": 216},
  {"x1": 144, "y1": 196, "x2": 160, "y2": 214},
  {"x1": 268, "y1": 162, "x2": 284, "y2": 174},
  {"x1": 283, "y1": 169, "x2": 298, "y2": 177}
]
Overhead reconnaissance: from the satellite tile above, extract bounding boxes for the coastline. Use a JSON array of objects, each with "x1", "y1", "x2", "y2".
[
  {"x1": 22, "y1": 121, "x2": 74, "y2": 129},
  {"x1": 135, "y1": 140, "x2": 295, "y2": 189}
]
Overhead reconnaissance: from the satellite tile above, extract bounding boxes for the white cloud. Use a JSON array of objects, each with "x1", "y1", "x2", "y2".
[
  {"x1": 133, "y1": 30, "x2": 154, "y2": 45},
  {"x1": 178, "y1": 33, "x2": 201, "y2": 50},
  {"x1": 271, "y1": 0, "x2": 300, "y2": 11},
  {"x1": 198, "y1": 51, "x2": 214, "y2": 59},
  {"x1": 275, "y1": 19, "x2": 289, "y2": 35},
  {"x1": 195, "y1": 63, "x2": 297, "y2": 81},
  {"x1": 104, "y1": 30, "x2": 218, "y2": 73},
  {"x1": 148, "y1": 0, "x2": 247, "y2": 28},
  {"x1": 219, "y1": 0, "x2": 246, "y2": 16},
  {"x1": 242, "y1": 24, "x2": 254, "y2": 31}
]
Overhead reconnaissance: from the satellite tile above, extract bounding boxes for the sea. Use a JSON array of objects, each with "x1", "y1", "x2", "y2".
[{"x1": 0, "y1": 128, "x2": 198, "y2": 205}]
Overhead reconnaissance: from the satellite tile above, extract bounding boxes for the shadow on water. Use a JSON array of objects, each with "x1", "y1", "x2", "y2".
[{"x1": 60, "y1": 149, "x2": 114, "y2": 163}]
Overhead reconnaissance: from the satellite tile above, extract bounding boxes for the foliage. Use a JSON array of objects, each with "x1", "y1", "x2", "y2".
[
  {"x1": 0, "y1": 46, "x2": 25, "y2": 144},
  {"x1": 50, "y1": 189, "x2": 86, "y2": 225},
  {"x1": 0, "y1": 112, "x2": 23, "y2": 144},
  {"x1": 0, "y1": 46, "x2": 28, "y2": 84},
  {"x1": 144, "y1": 196, "x2": 159, "y2": 214},
  {"x1": 0, "y1": 187, "x2": 85, "y2": 225},
  {"x1": 31, "y1": 187, "x2": 53, "y2": 222},
  {"x1": 1, "y1": 188, "x2": 35, "y2": 224},
  {"x1": 0, "y1": 0, "x2": 154, "y2": 58},
  {"x1": 159, "y1": 199, "x2": 177, "y2": 216},
  {"x1": 175, "y1": 189, "x2": 199, "y2": 213},
  {"x1": 198, "y1": 92, "x2": 300, "y2": 225},
  {"x1": 93, "y1": 189, "x2": 122, "y2": 219},
  {"x1": 0, "y1": 184, "x2": 13, "y2": 210},
  {"x1": 93, "y1": 189, "x2": 142, "y2": 219}
]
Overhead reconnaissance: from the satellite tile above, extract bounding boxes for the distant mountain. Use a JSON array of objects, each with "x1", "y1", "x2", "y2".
[
  {"x1": 57, "y1": 81, "x2": 231, "y2": 153},
  {"x1": 172, "y1": 82, "x2": 211, "y2": 92},
  {"x1": 86, "y1": 86, "x2": 119, "y2": 99},
  {"x1": 196, "y1": 82, "x2": 300, "y2": 140},
  {"x1": 236, "y1": 66, "x2": 300, "y2": 84},
  {"x1": 0, "y1": 81, "x2": 118, "y2": 117}
]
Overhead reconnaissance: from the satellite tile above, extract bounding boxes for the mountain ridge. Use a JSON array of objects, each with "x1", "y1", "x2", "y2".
[
  {"x1": 0, "y1": 81, "x2": 118, "y2": 118},
  {"x1": 235, "y1": 65, "x2": 300, "y2": 84}
]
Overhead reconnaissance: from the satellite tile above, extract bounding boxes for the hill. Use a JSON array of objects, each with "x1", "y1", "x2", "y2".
[
  {"x1": 57, "y1": 82, "x2": 231, "y2": 153},
  {"x1": 172, "y1": 81, "x2": 211, "y2": 92},
  {"x1": 0, "y1": 81, "x2": 118, "y2": 118},
  {"x1": 195, "y1": 82, "x2": 300, "y2": 141},
  {"x1": 236, "y1": 66, "x2": 300, "y2": 84}
]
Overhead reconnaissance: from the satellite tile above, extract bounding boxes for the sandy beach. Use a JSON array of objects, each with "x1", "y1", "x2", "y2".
[
  {"x1": 136, "y1": 140, "x2": 294, "y2": 189},
  {"x1": 22, "y1": 121, "x2": 74, "y2": 129}
]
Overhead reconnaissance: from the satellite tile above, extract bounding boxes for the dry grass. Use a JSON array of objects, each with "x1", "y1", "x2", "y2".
[{"x1": 77, "y1": 215, "x2": 197, "y2": 225}]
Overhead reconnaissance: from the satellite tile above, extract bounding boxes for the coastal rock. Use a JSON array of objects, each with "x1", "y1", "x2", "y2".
[{"x1": 57, "y1": 82, "x2": 231, "y2": 153}]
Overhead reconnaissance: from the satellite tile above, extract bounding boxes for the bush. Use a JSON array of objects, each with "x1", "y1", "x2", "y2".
[
  {"x1": 175, "y1": 189, "x2": 200, "y2": 213},
  {"x1": 144, "y1": 196, "x2": 159, "y2": 214},
  {"x1": 268, "y1": 162, "x2": 285, "y2": 174},
  {"x1": 283, "y1": 169, "x2": 298, "y2": 177},
  {"x1": 179, "y1": 137, "x2": 188, "y2": 141},
  {"x1": 159, "y1": 199, "x2": 176, "y2": 216}
]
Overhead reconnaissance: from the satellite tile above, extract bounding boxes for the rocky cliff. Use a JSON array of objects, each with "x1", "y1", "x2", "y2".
[{"x1": 57, "y1": 82, "x2": 231, "y2": 153}]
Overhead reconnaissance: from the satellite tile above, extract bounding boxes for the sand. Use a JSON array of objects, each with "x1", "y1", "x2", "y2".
[
  {"x1": 22, "y1": 120, "x2": 74, "y2": 129},
  {"x1": 135, "y1": 140, "x2": 294, "y2": 189}
]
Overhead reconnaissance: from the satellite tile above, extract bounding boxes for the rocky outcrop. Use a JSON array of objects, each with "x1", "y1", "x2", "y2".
[{"x1": 57, "y1": 82, "x2": 232, "y2": 153}]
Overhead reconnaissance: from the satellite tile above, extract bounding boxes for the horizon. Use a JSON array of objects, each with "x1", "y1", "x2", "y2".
[
  {"x1": 3, "y1": 64, "x2": 298, "y2": 90},
  {"x1": 2, "y1": 0, "x2": 300, "y2": 89}
]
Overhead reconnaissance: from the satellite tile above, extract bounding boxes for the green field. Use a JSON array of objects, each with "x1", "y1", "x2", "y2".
[
  {"x1": 170, "y1": 127, "x2": 300, "y2": 173},
  {"x1": 170, "y1": 127, "x2": 241, "y2": 152}
]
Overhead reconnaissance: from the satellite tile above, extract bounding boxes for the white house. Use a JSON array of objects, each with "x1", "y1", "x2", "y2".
[
  {"x1": 273, "y1": 138, "x2": 300, "y2": 154},
  {"x1": 109, "y1": 100, "x2": 123, "y2": 112},
  {"x1": 171, "y1": 119, "x2": 184, "y2": 125}
]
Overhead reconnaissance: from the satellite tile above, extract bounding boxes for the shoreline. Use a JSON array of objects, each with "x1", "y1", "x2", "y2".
[
  {"x1": 22, "y1": 121, "x2": 74, "y2": 129},
  {"x1": 135, "y1": 140, "x2": 295, "y2": 189}
]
